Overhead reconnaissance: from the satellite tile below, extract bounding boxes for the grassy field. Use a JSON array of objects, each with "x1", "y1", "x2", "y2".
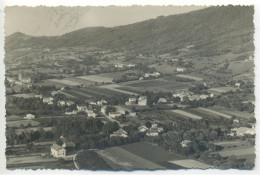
[
  {"x1": 121, "y1": 79, "x2": 191, "y2": 92},
  {"x1": 149, "y1": 63, "x2": 175, "y2": 74},
  {"x1": 198, "y1": 107, "x2": 232, "y2": 119},
  {"x1": 97, "y1": 146, "x2": 164, "y2": 170},
  {"x1": 169, "y1": 159, "x2": 215, "y2": 169},
  {"x1": 210, "y1": 106, "x2": 254, "y2": 119},
  {"x1": 176, "y1": 74, "x2": 203, "y2": 81},
  {"x1": 228, "y1": 60, "x2": 253, "y2": 75},
  {"x1": 208, "y1": 86, "x2": 237, "y2": 93},
  {"x1": 6, "y1": 120, "x2": 40, "y2": 128},
  {"x1": 11, "y1": 93, "x2": 36, "y2": 98},
  {"x1": 171, "y1": 110, "x2": 202, "y2": 120},
  {"x1": 77, "y1": 75, "x2": 114, "y2": 83},
  {"x1": 6, "y1": 115, "x2": 25, "y2": 122},
  {"x1": 218, "y1": 147, "x2": 254, "y2": 157},
  {"x1": 119, "y1": 142, "x2": 183, "y2": 169},
  {"x1": 183, "y1": 108, "x2": 221, "y2": 119},
  {"x1": 100, "y1": 84, "x2": 138, "y2": 95}
]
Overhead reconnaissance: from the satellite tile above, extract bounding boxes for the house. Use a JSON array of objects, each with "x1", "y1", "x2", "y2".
[
  {"x1": 97, "y1": 100, "x2": 107, "y2": 106},
  {"x1": 58, "y1": 100, "x2": 66, "y2": 106},
  {"x1": 173, "y1": 91, "x2": 192, "y2": 101},
  {"x1": 230, "y1": 127, "x2": 255, "y2": 136},
  {"x1": 128, "y1": 112, "x2": 137, "y2": 117},
  {"x1": 24, "y1": 114, "x2": 35, "y2": 120},
  {"x1": 138, "y1": 96, "x2": 147, "y2": 106},
  {"x1": 51, "y1": 91, "x2": 59, "y2": 96},
  {"x1": 34, "y1": 94, "x2": 43, "y2": 99},
  {"x1": 101, "y1": 106, "x2": 106, "y2": 114},
  {"x1": 233, "y1": 119, "x2": 240, "y2": 124},
  {"x1": 109, "y1": 112, "x2": 122, "y2": 118},
  {"x1": 176, "y1": 67, "x2": 186, "y2": 72},
  {"x1": 66, "y1": 100, "x2": 75, "y2": 106},
  {"x1": 126, "y1": 97, "x2": 137, "y2": 105},
  {"x1": 110, "y1": 129, "x2": 128, "y2": 138},
  {"x1": 146, "y1": 130, "x2": 159, "y2": 137},
  {"x1": 158, "y1": 98, "x2": 167, "y2": 104},
  {"x1": 181, "y1": 140, "x2": 192, "y2": 148},
  {"x1": 77, "y1": 105, "x2": 87, "y2": 111},
  {"x1": 235, "y1": 83, "x2": 241, "y2": 87},
  {"x1": 43, "y1": 97, "x2": 54, "y2": 104},
  {"x1": 50, "y1": 144, "x2": 66, "y2": 158},
  {"x1": 138, "y1": 125, "x2": 149, "y2": 132},
  {"x1": 115, "y1": 64, "x2": 124, "y2": 68},
  {"x1": 86, "y1": 109, "x2": 97, "y2": 118},
  {"x1": 65, "y1": 110, "x2": 78, "y2": 115},
  {"x1": 127, "y1": 64, "x2": 136, "y2": 67}
]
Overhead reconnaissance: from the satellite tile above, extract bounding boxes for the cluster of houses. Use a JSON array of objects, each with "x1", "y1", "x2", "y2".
[
  {"x1": 6, "y1": 74, "x2": 32, "y2": 86},
  {"x1": 125, "y1": 96, "x2": 147, "y2": 106},
  {"x1": 172, "y1": 90, "x2": 209, "y2": 102},
  {"x1": 143, "y1": 72, "x2": 161, "y2": 79},
  {"x1": 138, "y1": 123, "x2": 164, "y2": 137},
  {"x1": 228, "y1": 125, "x2": 256, "y2": 137}
]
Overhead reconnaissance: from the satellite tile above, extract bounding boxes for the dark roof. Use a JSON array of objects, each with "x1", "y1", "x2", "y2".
[{"x1": 63, "y1": 142, "x2": 75, "y2": 147}]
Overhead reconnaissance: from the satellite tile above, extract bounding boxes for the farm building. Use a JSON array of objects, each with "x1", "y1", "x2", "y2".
[
  {"x1": 110, "y1": 129, "x2": 128, "y2": 138},
  {"x1": 50, "y1": 144, "x2": 66, "y2": 158},
  {"x1": 66, "y1": 100, "x2": 75, "y2": 106},
  {"x1": 138, "y1": 96, "x2": 147, "y2": 106},
  {"x1": 24, "y1": 114, "x2": 35, "y2": 120},
  {"x1": 58, "y1": 100, "x2": 66, "y2": 106}
]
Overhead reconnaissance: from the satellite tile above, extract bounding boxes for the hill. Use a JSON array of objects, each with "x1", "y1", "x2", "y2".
[{"x1": 5, "y1": 6, "x2": 254, "y2": 56}]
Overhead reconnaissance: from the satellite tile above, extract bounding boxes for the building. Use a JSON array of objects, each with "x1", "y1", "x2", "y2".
[
  {"x1": 158, "y1": 98, "x2": 167, "y2": 104},
  {"x1": 24, "y1": 114, "x2": 35, "y2": 120},
  {"x1": 138, "y1": 96, "x2": 147, "y2": 106},
  {"x1": 34, "y1": 94, "x2": 43, "y2": 99},
  {"x1": 181, "y1": 140, "x2": 192, "y2": 148},
  {"x1": 230, "y1": 127, "x2": 255, "y2": 136},
  {"x1": 109, "y1": 112, "x2": 122, "y2": 118},
  {"x1": 235, "y1": 83, "x2": 241, "y2": 87},
  {"x1": 97, "y1": 100, "x2": 107, "y2": 106},
  {"x1": 65, "y1": 110, "x2": 78, "y2": 115},
  {"x1": 66, "y1": 100, "x2": 75, "y2": 106},
  {"x1": 176, "y1": 67, "x2": 186, "y2": 72},
  {"x1": 50, "y1": 144, "x2": 66, "y2": 158},
  {"x1": 138, "y1": 125, "x2": 149, "y2": 132},
  {"x1": 101, "y1": 106, "x2": 106, "y2": 114},
  {"x1": 110, "y1": 129, "x2": 128, "y2": 138},
  {"x1": 43, "y1": 97, "x2": 54, "y2": 104},
  {"x1": 126, "y1": 97, "x2": 137, "y2": 105},
  {"x1": 51, "y1": 91, "x2": 59, "y2": 96},
  {"x1": 146, "y1": 130, "x2": 159, "y2": 137},
  {"x1": 58, "y1": 100, "x2": 66, "y2": 106},
  {"x1": 77, "y1": 105, "x2": 87, "y2": 111},
  {"x1": 86, "y1": 109, "x2": 97, "y2": 118}
]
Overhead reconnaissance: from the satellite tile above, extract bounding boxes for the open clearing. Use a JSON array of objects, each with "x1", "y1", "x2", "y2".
[
  {"x1": 169, "y1": 159, "x2": 215, "y2": 169},
  {"x1": 11, "y1": 93, "x2": 36, "y2": 98},
  {"x1": 119, "y1": 142, "x2": 183, "y2": 168},
  {"x1": 6, "y1": 115, "x2": 25, "y2": 122},
  {"x1": 97, "y1": 146, "x2": 164, "y2": 170},
  {"x1": 208, "y1": 86, "x2": 237, "y2": 94},
  {"x1": 198, "y1": 107, "x2": 232, "y2": 119},
  {"x1": 171, "y1": 110, "x2": 202, "y2": 120},
  {"x1": 77, "y1": 75, "x2": 114, "y2": 83},
  {"x1": 121, "y1": 79, "x2": 191, "y2": 92},
  {"x1": 176, "y1": 74, "x2": 203, "y2": 81},
  {"x1": 217, "y1": 147, "x2": 254, "y2": 157},
  {"x1": 6, "y1": 120, "x2": 40, "y2": 128}
]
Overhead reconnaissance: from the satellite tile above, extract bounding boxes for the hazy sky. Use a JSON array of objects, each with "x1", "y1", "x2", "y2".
[{"x1": 5, "y1": 6, "x2": 205, "y2": 36}]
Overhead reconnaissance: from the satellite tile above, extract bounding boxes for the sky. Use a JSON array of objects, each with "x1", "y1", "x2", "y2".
[{"x1": 5, "y1": 6, "x2": 205, "y2": 36}]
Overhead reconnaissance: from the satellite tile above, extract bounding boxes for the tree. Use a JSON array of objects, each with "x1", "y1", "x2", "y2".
[{"x1": 145, "y1": 121, "x2": 152, "y2": 128}]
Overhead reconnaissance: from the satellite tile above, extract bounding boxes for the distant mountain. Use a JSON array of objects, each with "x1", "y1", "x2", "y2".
[{"x1": 5, "y1": 6, "x2": 254, "y2": 56}]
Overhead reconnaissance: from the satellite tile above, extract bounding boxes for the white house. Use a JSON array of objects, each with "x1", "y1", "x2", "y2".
[
  {"x1": 24, "y1": 114, "x2": 35, "y2": 120},
  {"x1": 176, "y1": 67, "x2": 186, "y2": 72},
  {"x1": 126, "y1": 97, "x2": 137, "y2": 105},
  {"x1": 97, "y1": 100, "x2": 107, "y2": 106},
  {"x1": 43, "y1": 97, "x2": 54, "y2": 104},
  {"x1": 138, "y1": 125, "x2": 149, "y2": 132},
  {"x1": 109, "y1": 112, "x2": 122, "y2": 118},
  {"x1": 158, "y1": 98, "x2": 167, "y2": 103},
  {"x1": 77, "y1": 105, "x2": 87, "y2": 111},
  {"x1": 180, "y1": 140, "x2": 192, "y2": 148},
  {"x1": 138, "y1": 96, "x2": 147, "y2": 106},
  {"x1": 58, "y1": 100, "x2": 66, "y2": 106},
  {"x1": 110, "y1": 129, "x2": 128, "y2": 138},
  {"x1": 51, "y1": 91, "x2": 59, "y2": 96},
  {"x1": 146, "y1": 130, "x2": 159, "y2": 137},
  {"x1": 235, "y1": 83, "x2": 241, "y2": 87},
  {"x1": 50, "y1": 144, "x2": 66, "y2": 158},
  {"x1": 66, "y1": 100, "x2": 75, "y2": 106}
]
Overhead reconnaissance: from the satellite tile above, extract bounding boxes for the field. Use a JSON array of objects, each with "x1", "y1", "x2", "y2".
[
  {"x1": 6, "y1": 115, "x2": 25, "y2": 122},
  {"x1": 100, "y1": 84, "x2": 138, "y2": 95},
  {"x1": 228, "y1": 60, "x2": 253, "y2": 75},
  {"x1": 210, "y1": 106, "x2": 254, "y2": 119},
  {"x1": 121, "y1": 79, "x2": 191, "y2": 92},
  {"x1": 119, "y1": 142, "x2": 183, "y2": 169},
  {"x1": 64, "y1": 86, "x2": 130, "y2": 98},
  {"x1": 149, "y1": 63, "x2": 175, "y2": 74},
  {"x1": 198, "y1": 107, "x2": 232, "y2": 119},
  {"x1": 77, "y1": 75, "x2": 114, "y2": 83},
  {"x1": 208, "y1": 86, "x2": 237, "y2": 94},
  {"x1": 169, "y1": 159, "x2": 215, "y2": 169},
  {"x1": 176, "y1": 74, "x2": 203, "y2": 81},
  {"x1": 97, "y1": 146, "x2": 164, "y2": 170},
  {"x1": 171, "y1": 110, "x2": 202, "y2": 120},
  {"x1": 11, "y1": 93, "x2": 36, "y2": 98},
  {"x1": 6, "y1": 120, "x2": 40, "y2": 128},
  {"x1": 183, "y1": 108, "x2": 221, "y2": 119}
]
